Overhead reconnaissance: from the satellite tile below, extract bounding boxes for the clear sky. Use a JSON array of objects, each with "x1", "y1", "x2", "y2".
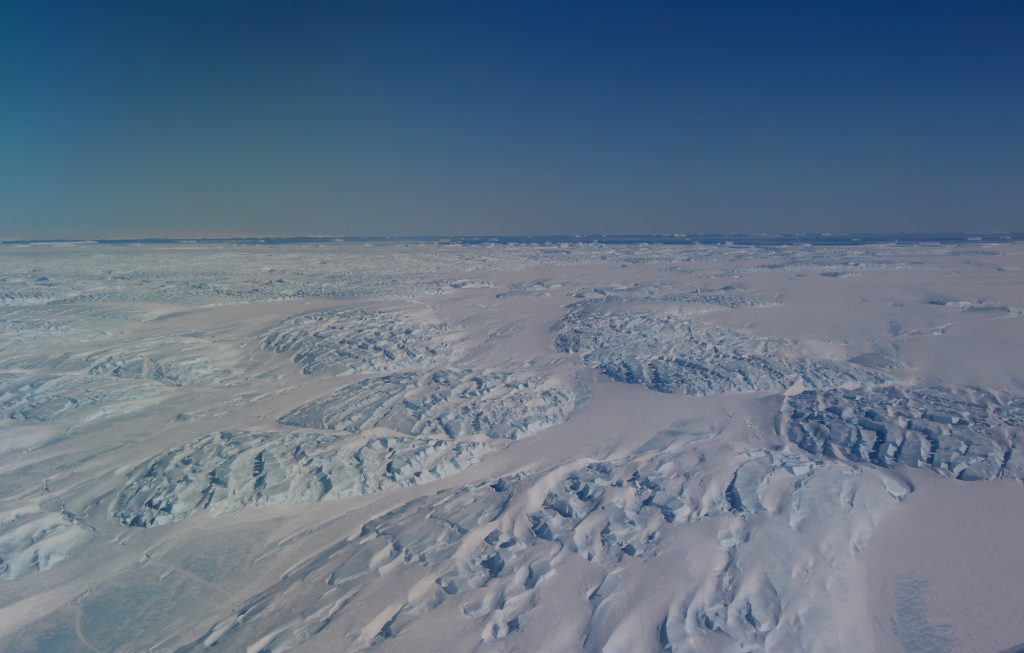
[{"x1": 2, "y1": 1, "x2": 1022, "y2": 237}]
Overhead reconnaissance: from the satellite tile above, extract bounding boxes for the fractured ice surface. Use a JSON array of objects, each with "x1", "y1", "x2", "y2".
[
  {"x1": 82, "y1": 342, "x2": 235, "y2": 387},
  {"x1": 731, "y1": 258, "x2": 922, "y2": 275},
  {"x1": 555, "y1": 310, "x2": 787, "y2": 394},
  {"x1": 262, "y1": 308, "x2": 461, "y2": 374},
  {"x1": 0, "y1": 278, "x2": 79, "y2": 306},
  {"x1": 113, "y1": 430, "x2": 493, "y2": 527},
  {"x1": 555, "y1": 309, "x2": 885, "y2": 395},
  {"x1": 784, "y1": 385, "x2": 1024, "y2": 480},
  {"x1": 495, "y1": 279, "x2": 562, "y2": 298},
  {"x1": 280, "y1": 369, "x2": 580, "y2": 440},
  {"x1": 924, "y1": 295, "x2": 1023, "y2": 316},
  {"x1": 847, "y1": 352, "x2": 907, "y2": 369},
  {"x1": 28, "y1": 334, "x2": 246, "y2": 388},
  {"x1": 570, "y1": 283, "x2": 779, "y2": 309}
]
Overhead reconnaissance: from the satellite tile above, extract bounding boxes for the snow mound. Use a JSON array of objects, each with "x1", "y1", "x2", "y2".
[
  {"x1": 280, "y1": 369, "x2": 581, "y2": 440},
  {"x1": 784, "y1": 385, "x2": 1024, "y2": 480},
  {"x1": 261, "y1": 308, "x2": 461, "y2": 375},
  {"x1": 112, "y1": 430, "x2": 493, "y2": 527}
]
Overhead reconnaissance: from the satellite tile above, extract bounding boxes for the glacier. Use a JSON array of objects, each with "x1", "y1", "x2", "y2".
[{"x1": 1, "y1": 238, "x2": 1023, "y2": 652}]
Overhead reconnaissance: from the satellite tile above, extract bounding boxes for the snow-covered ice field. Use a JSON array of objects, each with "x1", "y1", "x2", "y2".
[{"x1": 1, "y1": 239, "x2": 1023, "y2": 652}]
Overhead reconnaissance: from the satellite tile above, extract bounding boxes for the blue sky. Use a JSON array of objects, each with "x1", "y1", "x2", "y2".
[{"x1": 2, "y1": 1, "x2": 1022, "y2": 237}]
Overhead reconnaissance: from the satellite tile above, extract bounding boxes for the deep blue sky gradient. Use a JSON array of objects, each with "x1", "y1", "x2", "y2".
[{"x1": 2, "y1": 1, "x2": 1022, "y2": 236}]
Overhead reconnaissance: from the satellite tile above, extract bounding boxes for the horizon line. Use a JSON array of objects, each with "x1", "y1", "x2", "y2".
[{"x1": 3, "y1": 231, "x2": 1023, "y2": 247}]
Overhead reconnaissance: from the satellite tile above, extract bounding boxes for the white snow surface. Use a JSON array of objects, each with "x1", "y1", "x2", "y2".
[{"x1": 1, "y1": 240, "x2": 1023, "y2": 652}]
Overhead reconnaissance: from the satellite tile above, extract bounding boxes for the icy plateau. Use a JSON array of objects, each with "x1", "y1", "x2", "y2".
[{"x1": 1, "y1": 239, "x2": 1023, "y2": 653}]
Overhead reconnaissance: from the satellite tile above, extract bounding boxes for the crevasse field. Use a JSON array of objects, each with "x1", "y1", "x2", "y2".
[{"x1": 2, "y1": 239, "x2": 1023, "y2": 653}]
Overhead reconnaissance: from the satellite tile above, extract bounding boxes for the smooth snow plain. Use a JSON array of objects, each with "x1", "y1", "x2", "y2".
[{"x1": 1, "y1": 239, "x2": 1023, "y2": 653}]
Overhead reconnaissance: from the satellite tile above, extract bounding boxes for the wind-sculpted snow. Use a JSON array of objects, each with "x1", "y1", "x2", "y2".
[
  {"x1": 555, "y1": 309, "x2": 886, "y2": 395},
  {"x1": 0, "y1": 310, "x2": 143, "y2": 364},
  {"x1": 52, "y1": 336, "x2": 242, "y2": 386},
  {"x1": 784, "y1": 385, "x2": 1024, "y2": 480},
  {"x1": 924, "y1": 294, "x2": 1024, "y2": 316},
  {"x1": 661, "y1": 289, "x2": 780, "y2": 309},
  {"x1": 0, "y1": 314, "x2": 241, "y2": 389},
  {"x1": 280, "y1": 369, "x2": 580, "y2": 440},
  {"x1": 0, "y1": 507, "x2": 93, "y2": 579},
  {"x1": 496, "y1": 279, "x2": 562, "y2": 298},
  {"x1": 732, "y1": 258, "x2": 922, "y2": 275},
  {"x1": 0, "y1": 372, "x2": 167, "y2": 421},
  {"x1": 0, "y1": 243, "x2": 637, "y2": 312},
  {"x1": 85, "y1": 352, "x2": 216, "y2": 385},
  {"x1": 172, "y1": 439, "x2": 908, "y2": 652},
  {"x1": 0, "y1": 277, "x2": 80, "y2": 306},
  {"x1": 113, "y1": 430, "x2": 493, "y2": 527},
  {"x1": 0, "y1": 316, "x2": 70, "y2": 338},
  {"x1": 262, "y1": 308, "x2": 461, "y2": 375}
]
